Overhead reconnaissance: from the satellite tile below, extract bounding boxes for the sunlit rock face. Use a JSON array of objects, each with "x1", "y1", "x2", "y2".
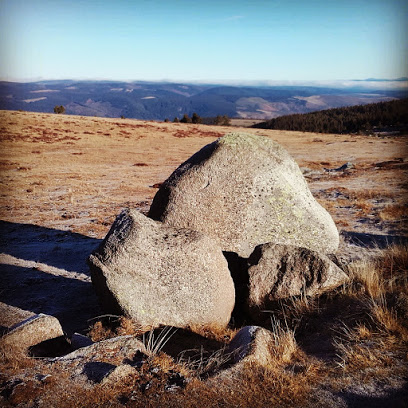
[{"x1": 149, "y1": 132, "x2": 339, "y2": 258}]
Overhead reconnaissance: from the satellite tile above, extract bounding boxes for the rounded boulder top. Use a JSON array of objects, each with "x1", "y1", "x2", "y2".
[{"x1": 149, "y1": 132, "x2": 339, "y2": 257}]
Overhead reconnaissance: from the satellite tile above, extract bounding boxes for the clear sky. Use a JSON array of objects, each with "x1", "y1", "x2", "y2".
[{"x1": 0, "y1": 0, "x2": 407, "y2": 82}]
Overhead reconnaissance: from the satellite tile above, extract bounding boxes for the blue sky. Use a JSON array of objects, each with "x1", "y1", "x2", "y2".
[{"x1": 0, "y1": 0, "x2": 407, "y2": 82}]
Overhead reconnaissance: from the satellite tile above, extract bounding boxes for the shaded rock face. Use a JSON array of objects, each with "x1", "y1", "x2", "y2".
[
  {"x1": 88, "y1": 209, "x2": 235, "y2": 328},
  {"x1": 247, "y1": 243, "x2": 349, "y2": 311},
  {"x1": 71, "y1": 333, "x2": 94, "y2": 350},
  {"x1": 149, "y1": 132, "x2": 339, "y2": 258}
]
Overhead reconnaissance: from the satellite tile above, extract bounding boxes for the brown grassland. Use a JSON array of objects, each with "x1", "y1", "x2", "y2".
[{"x1": 0, "y1": 110, "x2": 407, "y2": 407}]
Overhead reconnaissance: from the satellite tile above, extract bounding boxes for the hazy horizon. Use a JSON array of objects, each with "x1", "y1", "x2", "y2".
[{"x1": 2, "y1": 77, "x2": 408, "y2": 88}]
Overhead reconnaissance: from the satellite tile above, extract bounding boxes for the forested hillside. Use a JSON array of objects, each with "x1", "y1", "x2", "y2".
[
  {"x1": 1, "y1": 80, "x2": 405, "y2": 121},
  {"x1": 253, "y1": 99, "x2": 408, "y2": 134}
]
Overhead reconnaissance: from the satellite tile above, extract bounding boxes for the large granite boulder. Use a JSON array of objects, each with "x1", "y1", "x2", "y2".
[
  {"x1": 88, "y1": 209, "x2": 235, "y2": 328},
  {"x1": 149, "y1": 132, "x2": 339, "y2": 257},
  {"x1": 247, "y1": 243, "x2": 348, "y2": 312}
]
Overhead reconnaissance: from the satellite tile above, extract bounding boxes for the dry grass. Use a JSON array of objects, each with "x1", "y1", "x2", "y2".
[
  {"x1": 333, "y1": 244, "x2": 408, "y2": 387},
  {"x1": 267, "y1": 317, "x2": 298, "y2": 366},
  {"x1": 0, "y1": 342, "x2": 37, "y2": 372},
  {"x1": 88, "y1": 316, "x2": 152, "y2": 342},
  {"x1": 379, "y1": 204, "x2": 408, "y2": 221},
  {"x1": 1, "y1": 248, "x2": 407, "y2": 407},
  {"x1": 188, "y1": 323, "x2": 237, "y2": 343},
  {"x1": 314, "y1": 184, "x2": 407, "y2": 236},
  {"x1": 1, "y1": 110, "x2": 407, "y2": 240},
  {"x1": 353, "y1": 198, "x2": 373, "y2": 215},
  {"x1": 178, "y1": 346, "x2": 232, "y2": 379},
  {"x1": 143, "y1": 326, "x2": 178, "y2": 357},
  {"x1": 348, "y1": 244, "x2": 408, "y2": 297}
]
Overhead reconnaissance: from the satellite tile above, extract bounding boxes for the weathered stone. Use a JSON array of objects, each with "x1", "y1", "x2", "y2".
[
  {"x1": 52, "y1": 335, "x2": 147, "y2": 385},
  {"x1": 88, "y1": 209, "x2": 235, "y2": 328},
  {"x1": 149, "y1": 132, "x2": 339, "y2": 257},
  {"x1": 247, "y1": 243, "x2": 348, "y2": 311},
  {"x1": 324, "y1": 162, "x2": 354, "y2": 172},
  {"x1": 56, "y1": 335, "x2": 147, "y2": 364},
  {"x1": 0, "y1": 313, "x2": 64, "y2": 354},
  {"x1": 228, "y1": 325, "x2": 275, "y2": 366}
]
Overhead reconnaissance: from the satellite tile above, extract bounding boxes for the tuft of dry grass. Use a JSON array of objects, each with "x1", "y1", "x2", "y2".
[
  {"x1": 178, "y1": 345, "x2": 232, "y2": 379},
  {"x1": 333, "y1": 244, "x2": 408, "y2": 383},
  {"x1": 142, "y1": 326, "x2": 178, "y2": 357},
  {"x1": 347, "y1": 244, "x2": 408, "y2": 298},
  {"x1": 267, "y1": 317, "x2": 298, "y2": 365},
  {"x1": 379, "y1": 203, "x2": 408, "y2": 221},
  {"x1": 88, "y1": 315, "x2": 152, "y2": 341},
  {"x1": 353, "y1": 198, "x2": 373, "y2": 215},
  {"x1": 0, "y1": 341, "x2": 37, "y2": 372},
  {"x1": 188, "y1": 323, "x2": 237, "y2": 343}
]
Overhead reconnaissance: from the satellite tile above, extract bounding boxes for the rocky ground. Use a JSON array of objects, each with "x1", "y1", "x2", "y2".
[{"x1": 0, "y1": 110, "x2": 407, "y2": 407}]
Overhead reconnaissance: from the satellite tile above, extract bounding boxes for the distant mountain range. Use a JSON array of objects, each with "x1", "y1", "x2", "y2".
[{"x1": 1, "y1": 79, "x2": 407, "y2": 120}]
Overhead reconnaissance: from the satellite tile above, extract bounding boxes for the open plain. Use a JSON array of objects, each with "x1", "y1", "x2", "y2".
[
  {"x1": 1, "y1": 110, "x2": 406, "y2": 249},
  {"x1": 0, "y1": 110, "x2": 407, "y2": 407}
]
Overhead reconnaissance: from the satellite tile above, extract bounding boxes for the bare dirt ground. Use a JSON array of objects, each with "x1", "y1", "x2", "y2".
[{"x1": 0, "y1": 110, "x2": 407, "y2": 406}]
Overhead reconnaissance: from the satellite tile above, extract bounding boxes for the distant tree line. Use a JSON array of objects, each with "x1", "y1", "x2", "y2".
[
  {"x1": 53, "y1": 105, "x2": 65, "y2": 114},
  {"x1": 202, "y1": 115, "x2": 231, "y2": 126},
  {"x1": 252, "y1": 99, "x2": 408, "y2": 134},
  {"x1": 166, "y1": 113, "x2": 231, "y2": 126}
]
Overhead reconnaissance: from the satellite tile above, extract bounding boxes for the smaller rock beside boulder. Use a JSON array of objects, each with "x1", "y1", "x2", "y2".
[
  {"x1": 53, "y1": 335, "x2": 148, "y2": 384},
  {"x1": 56, "y1": 335, "x2": 147, "y2": 364},
  {"x1": 0, "y1": 313, "x2": 64, "y2": 354},
  {"x1": 228, "y1": 325, "x2": 275, "y2": 366},
  {"x1": 247, "y1": 243, "x2": 348, "y2": 313}
]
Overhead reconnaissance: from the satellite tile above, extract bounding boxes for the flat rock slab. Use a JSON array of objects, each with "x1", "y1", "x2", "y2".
[
  {"x1": 88, "y1": 209, "x2": 235, "y2": 328},
  {"x1": 53, "y1": 335, "x2": 147, "y2": 385},
  {"x1": 56, "y1": 335, "x2": 147, "y2": 364},
  {"x1": 149, "y1": 132, "x2": 339, "y2": 257},
  {"x1": 0, "y1": 313, "x2": 64, "y2": 354}
]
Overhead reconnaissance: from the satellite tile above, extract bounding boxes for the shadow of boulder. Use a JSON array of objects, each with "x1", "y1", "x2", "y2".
[
  {"x1": 0, "y1": 221, "x2": 103, "y2": 335},
  {"x1": 341, "y1": 230, "x2": 408, "y2": 249}
]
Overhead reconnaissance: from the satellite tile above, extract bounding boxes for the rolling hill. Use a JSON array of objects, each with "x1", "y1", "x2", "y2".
[{"x1": 1, "y1": 80, "x2": 407, "y2": 120}]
